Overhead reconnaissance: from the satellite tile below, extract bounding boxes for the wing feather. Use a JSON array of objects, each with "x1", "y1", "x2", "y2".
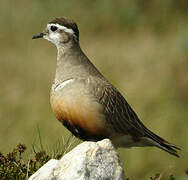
[
  {"x1": 89, "y1": 77, "x2": 145, "y2": 138},
  {"x1": 87, "y1": 77, "x2": 180, "y2": 157}
]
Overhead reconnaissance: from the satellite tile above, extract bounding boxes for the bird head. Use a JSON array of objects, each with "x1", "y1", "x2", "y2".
[{"x1": 32, "y1": 17, "x2": 79, "y2": 47}]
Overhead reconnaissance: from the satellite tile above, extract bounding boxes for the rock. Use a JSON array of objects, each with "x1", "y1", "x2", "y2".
[
  {"x1": 29, "y1": 139, "x2": 126, "y2": 180},
  {"x1": 28, "y1": 159, "x2": 59, "y2": 180}
]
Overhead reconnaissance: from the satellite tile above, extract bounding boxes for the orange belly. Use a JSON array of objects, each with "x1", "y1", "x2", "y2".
[{"x1": 50, "y1": 90, "x2": 111, "y2": 140}]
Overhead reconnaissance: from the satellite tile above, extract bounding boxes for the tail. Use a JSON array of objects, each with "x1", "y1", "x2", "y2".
[{"x1": 143, "y1": 128, "x2": 181, "y2": 157}]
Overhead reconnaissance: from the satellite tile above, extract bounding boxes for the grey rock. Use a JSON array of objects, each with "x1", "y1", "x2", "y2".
[{"x1": 29, "y1": 139, "x2": 126, "y2": 180}]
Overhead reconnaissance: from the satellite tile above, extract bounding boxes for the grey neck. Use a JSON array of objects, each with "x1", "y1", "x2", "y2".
[{"x1": 53, "y1": 42, "x2": 102, "y2": 87}]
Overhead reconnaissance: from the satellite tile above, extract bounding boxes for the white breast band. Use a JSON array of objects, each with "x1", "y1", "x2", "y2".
[{"x1": 54, "y1": 79, "x2": 74, "y2": 91}]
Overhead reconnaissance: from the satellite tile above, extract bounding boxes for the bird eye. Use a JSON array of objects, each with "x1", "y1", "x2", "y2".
[{"x1": 50, "y1": 26, "x2": 58, "y2": 32}]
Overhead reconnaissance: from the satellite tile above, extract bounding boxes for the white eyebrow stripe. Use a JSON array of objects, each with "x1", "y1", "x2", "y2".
[
  {"x1": 54, "y1": 79, "x2": 74, "y2": 91},
  {"x1": 48, "y1": 23, "x2": 74, "y2": 35}
]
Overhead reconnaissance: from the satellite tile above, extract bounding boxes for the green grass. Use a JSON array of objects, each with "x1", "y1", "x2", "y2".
[
  {"x1": 0, "y1": 135, "x2": 77, "y2": 180},
  {"x1": 0, "y1": 0, "x2": 188, "y2": 179}
]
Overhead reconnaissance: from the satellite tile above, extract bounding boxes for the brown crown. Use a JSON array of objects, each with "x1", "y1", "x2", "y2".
[{"x1": 49, "y1": 17, "x2": 79, "y2": 41}]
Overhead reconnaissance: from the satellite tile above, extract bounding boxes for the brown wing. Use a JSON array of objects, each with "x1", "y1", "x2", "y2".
[
  {"x1": 88, "y1": 77, "x2": 146, "y2": 138},
  {"x1": 87, "y1": 77, "x2": 180, "y2": 157}
]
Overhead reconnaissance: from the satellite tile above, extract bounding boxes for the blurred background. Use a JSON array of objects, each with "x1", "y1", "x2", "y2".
[{"x1": 0, "y1": 0, "x2": 188, "y2": 179}]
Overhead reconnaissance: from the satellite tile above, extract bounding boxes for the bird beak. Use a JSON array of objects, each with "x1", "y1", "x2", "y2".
[{"x1": 32, "y1": 32, "x2": 44, "y2": 39}]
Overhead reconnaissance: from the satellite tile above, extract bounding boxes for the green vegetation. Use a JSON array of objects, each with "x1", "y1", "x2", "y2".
[
  {"x1": 0, "y1": 0, "x2": 188, "y2": 179},
  {"x1": 150, "y1": 174, "x2": 175, "y2": 180},
  {"x1": 0, "y1": 144, "x2": 66, "y2": 179},
  {"x1": 0, "y1": 135, "x2": 76, "y2": 179},
  {"x1": 0, "y1": 144, "x2": 50, "y2": 180}
]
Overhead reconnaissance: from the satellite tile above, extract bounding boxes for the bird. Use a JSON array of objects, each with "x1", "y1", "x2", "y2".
[{"x1": 32, "y1": 17, "x2": 180, "y2": 157}]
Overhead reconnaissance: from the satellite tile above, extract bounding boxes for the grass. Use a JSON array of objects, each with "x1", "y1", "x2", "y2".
[
  {"x1": 0, "y1": 135, "x2": 77, "y2": 180},
  {"x1": 0, "y1": 0, "x2": 188, "y2": 179}
]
